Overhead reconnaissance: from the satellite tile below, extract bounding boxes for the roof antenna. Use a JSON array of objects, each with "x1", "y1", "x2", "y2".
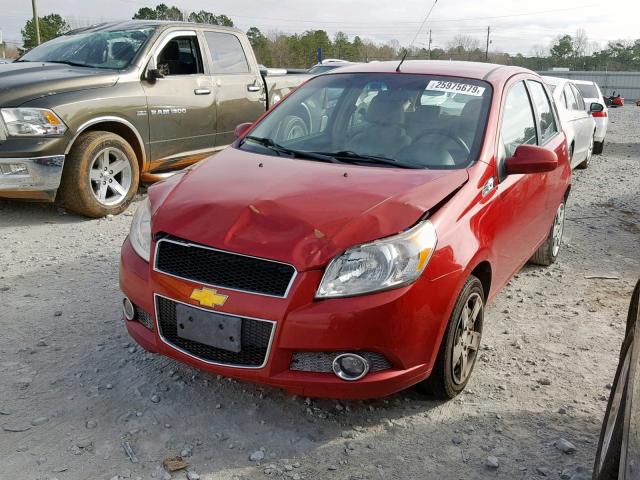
[
  {"x1": 396, "y1": 49, "x2": 409, "y2": 72},
  {"x1": 396, "y1": 0, "x2": 439, "y2": 72}
]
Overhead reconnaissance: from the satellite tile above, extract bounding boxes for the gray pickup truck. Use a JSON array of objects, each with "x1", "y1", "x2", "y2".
[{"x1": 0, "y1": 21, "x2": 308, "y2": 217}]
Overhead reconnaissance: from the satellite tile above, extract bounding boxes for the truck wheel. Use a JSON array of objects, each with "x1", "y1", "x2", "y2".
[
  {"x1": 276, "y1": 115, "x2": 308, "y2": 142},
  {"x1": 58, "y1": 131, "x2": 139, "y2": 218},
  {"x1": 529, "y1": 201, "x2": 565, "y2": 266},
  {"x1": 415, "y1": 276, "x2": 484, "y2": 399}
]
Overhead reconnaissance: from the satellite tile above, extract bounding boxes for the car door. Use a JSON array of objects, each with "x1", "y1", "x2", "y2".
[
  {"x1": 562, "y1": 84, "x2": 589, "y2": 166},
  {"x1": 570, "y1": 83, "x2": 595, "y2": 154},
  {"x1": 142, "y1": 30, "x2": 216, "y2": 167},
  {"x1": 490, "y1": 79, "x2": 561, "y2": 289},
  {"x1": 201, "y1": 30, "x2": 266, "y2": 148}
]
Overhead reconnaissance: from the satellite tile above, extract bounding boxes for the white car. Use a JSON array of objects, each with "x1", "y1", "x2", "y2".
[
  {"x1": 543, "y1": 76, "x2": 598, "y2": 169},
  {"x1": 572, "y1": 79, "x2": 608, "y2": 154}
]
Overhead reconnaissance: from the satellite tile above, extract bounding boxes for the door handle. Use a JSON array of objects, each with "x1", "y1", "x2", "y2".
[
  {"x1": 194, "y1": 88, "x2": 211, "y2": 95},
  {"x1": 247, "y1": 85, "x2": 261, "y2": 92}
]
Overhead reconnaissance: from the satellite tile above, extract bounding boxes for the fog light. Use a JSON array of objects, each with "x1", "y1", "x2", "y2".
[
  {"x1": 0, "y1": 163, "x2": 28, "y2": 175},
  {"x1": 122, "y1": 297, "x2": 135, "y2": 321},
  {"x1": 332, "y1": 353, "x2": 370, "y2": 381}
]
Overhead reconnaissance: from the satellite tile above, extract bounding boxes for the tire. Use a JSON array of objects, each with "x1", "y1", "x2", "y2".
[
  {"x1": 593, "y1": 140, "x2": 604, "y2": 155},
  {"x1": 275, "y1": 115, "x2": 309, "y2": 142},
  {"x1": 57, "y1": 131, "x2": 139, "y2": 218},
  {"x1": 576, "y1": 135, "x2": 593, "y2": 169},
  {"x1": 415, "y1": 275, "x2": 484, "y2": 399},
  {"x1": 529, "y1": 201, "x2": 565, "y2": 266}
]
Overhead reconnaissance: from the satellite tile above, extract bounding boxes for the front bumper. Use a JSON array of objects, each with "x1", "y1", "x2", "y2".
[
  {"x1": 0, "y1": 155, "x2": 65, "y2": 201},
  {"x1": 119, "y1": 238, "x2": 462, "y2": 399}
]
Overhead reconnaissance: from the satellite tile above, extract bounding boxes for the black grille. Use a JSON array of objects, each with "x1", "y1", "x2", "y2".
[
  {"x1": 156, "y1": 296, "x2": 273, "y2": 367},
  {"x1": 155, "y1": 238, "x2": 295, "y2": 297},
  {"x1": 290, "y1": 352, "x2": 392, "y2": 373}
]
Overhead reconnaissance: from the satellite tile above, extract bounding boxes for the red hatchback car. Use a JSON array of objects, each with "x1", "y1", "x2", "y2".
[{"x1": 120, "y1": 61, "x2": 570, "y2": 399}]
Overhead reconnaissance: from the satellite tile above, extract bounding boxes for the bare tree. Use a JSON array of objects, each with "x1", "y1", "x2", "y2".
[
  {"x1": 572, "y1": 28, "x2": 588, "y2": 58},
  {"x1": 446, "y1": 34, "x2": 480, "y2": 53},
  {"x1": 531, "y1": 44, "x2": 547, "y2": 58}
]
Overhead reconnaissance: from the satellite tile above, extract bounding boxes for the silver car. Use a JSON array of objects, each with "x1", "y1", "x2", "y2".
[{"x1": 543, "y1": 76, "x2": 598, "y2": 169}]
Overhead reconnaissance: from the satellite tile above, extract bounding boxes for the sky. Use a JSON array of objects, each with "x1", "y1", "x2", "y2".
[{"x1": 1, "y1": 0, "x2": 639, "y2": 56}]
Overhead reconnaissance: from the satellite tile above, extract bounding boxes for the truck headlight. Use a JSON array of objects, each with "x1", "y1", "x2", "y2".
[
  {"x1": 1, "y1": 108, "x2": 67, "y2": 136},
  {"x1": 129, "y1": 197, "x2": 152, "y2": 262},
  {"x1": 316, "y1": 220, "x2": 437, "y2": 298}
]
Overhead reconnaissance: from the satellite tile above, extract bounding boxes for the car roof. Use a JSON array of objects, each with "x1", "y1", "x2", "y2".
[
  {"x1": 329, "y1": 60, "x2": 534, "y2": 84},
  {"x1": 541, "y1": 75, "x2": 568, "y2": 86},
  {"x1": 65, "y1": 20, "x2": 241, "y2": 35},
  {"x1": 570, "y1": 78, "x2": 599, "y2": 87}
]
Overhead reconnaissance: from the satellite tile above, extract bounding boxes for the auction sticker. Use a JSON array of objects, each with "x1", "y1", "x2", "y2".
[{"x1": 426, "y1": 80, "x2": 486, "y2": 96}]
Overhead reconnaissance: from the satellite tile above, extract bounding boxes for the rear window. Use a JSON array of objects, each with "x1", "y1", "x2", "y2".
[
  {"x1": 575, "y1": 83, "x2": 599, "y2": 98},
  {"x1": 203, "y1": 32, "x2": 249, "y2": 74}
]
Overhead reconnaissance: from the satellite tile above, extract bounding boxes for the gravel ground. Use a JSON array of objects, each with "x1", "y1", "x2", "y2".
[{"x1": 1, "y1": 107, "x2": 638, "y2": 480}]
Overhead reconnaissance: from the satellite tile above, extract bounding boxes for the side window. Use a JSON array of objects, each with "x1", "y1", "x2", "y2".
[
  {"x1": 500, "y1": 81, "x2": 537, "y2": 161},
  {"x1": 157, "y1": 35, "x2": 203, "y2": 76},
  {"x1": 204, "y1": 32, "x2": 249, "y2": 74},
  {"x1": 526, "y1": 80, "x2": 558, "y2": 144},
  {"x1": 564, "y1": 85, "x2": 579, "y2": 111},
  {"x1": 570, "y1": 84, "x2": 586, "y2": 110}
]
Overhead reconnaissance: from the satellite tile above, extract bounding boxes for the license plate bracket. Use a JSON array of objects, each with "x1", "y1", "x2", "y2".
[{"x1": 175, "y1": 303, "x2": 242, "y2": 353}]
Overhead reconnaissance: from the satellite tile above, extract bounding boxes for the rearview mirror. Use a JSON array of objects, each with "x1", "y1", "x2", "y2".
[
  {"x1": 505, "y1": 144, "x2": 558, "y2": 175},
  {"x1": 590, "y1": 102, "x2": 604, "y2": 113},
  {"x1": 234, "y1": 122, "x2": 253, "y2": 139}
]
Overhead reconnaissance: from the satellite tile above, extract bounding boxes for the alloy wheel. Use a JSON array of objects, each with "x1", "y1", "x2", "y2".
[
  {"x1": 552, "y1": 203, "x2": 565, "y2": 257},
  {"x1": 451, "y1": 292, "x2": 483, "y2": 385},
  {"x1": 89, "y1": 147, "x2": 133, "y2": 206}
]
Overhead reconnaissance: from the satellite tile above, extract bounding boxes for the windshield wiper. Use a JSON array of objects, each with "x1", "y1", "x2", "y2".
[
  {"x1": 314, "y1": 150, "x2": 422, "y2": 169},
  {"x1": 242, "y1": 136, "x2": 341, "y2": 164},
  {"x1": 46, "y1": 60, "x2": 90, "y2": 68}
]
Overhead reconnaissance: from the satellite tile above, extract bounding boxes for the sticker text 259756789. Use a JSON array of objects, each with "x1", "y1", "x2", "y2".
[{"x1": 426, "y1": 80, "x2": 486, "y2": 97}]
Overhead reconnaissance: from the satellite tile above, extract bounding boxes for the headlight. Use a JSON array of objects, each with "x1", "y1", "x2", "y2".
[
  {"x1": 316, "y1": 220, "x2": 437, "y2": 298},
  {"x1": 129, "y1": 197, "x2": 152, "y2": 262},
  {"x1": 1, "y1": 108, "x2": 67, "y2": 136}
]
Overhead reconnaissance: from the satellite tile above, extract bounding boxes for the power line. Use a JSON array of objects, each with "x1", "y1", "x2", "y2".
[{"x1": 409, "y1": 0, "x2": 439, "y2": 48}]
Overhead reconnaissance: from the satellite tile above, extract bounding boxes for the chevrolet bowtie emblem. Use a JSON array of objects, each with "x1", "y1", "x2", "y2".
[{"x1": 190, "y1": 288, "x2": 228, "y2": 308}]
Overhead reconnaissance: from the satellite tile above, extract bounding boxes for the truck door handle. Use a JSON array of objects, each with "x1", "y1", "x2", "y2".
[
  {"x1": 194, "y1": 88, "x2": 211, "y2": 95},
  {"x1": 247, "y1": 85, "x2": 261, "y2": 92}
]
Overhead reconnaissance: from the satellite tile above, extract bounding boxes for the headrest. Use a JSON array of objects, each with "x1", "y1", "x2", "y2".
[
  {"x1": 461, "y1": 98, "x2": 483, "y2": 119},
  {"x1": 366, "y1": 90, "x2": 407, "y2": 125}
]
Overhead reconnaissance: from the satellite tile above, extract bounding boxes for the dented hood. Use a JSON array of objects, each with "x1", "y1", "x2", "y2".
[
  {"x1": 0, "y1": 62, "x2": 118, "y2": 106},
  {"x1": 151, "y1": 148, "x2": 468, "y2": 271}
]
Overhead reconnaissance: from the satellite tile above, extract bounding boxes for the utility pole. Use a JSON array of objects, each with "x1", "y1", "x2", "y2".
[
  {"x1": 32, "y1": 0, "x2": 41, "y2": 46},
  {"x1": 485, "y1": 25, "x2": 490, "y2": 61},
  {"x1": 428, "y1": 29, "x2": 432, "y2": 59},
  {"x1": 0, "y1": 30, "x2": 4, "y2": 58}
]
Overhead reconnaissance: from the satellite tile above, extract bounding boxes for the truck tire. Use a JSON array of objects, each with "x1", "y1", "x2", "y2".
[
  {"x1": 58, "y1": 131, "x2": 139, "y2": 218},
  {"x1": 529, "y1": 201, "x2": 565, "y2": 266},
  {"x1": 415, "y1": 276, "x2": 484, "y2": 399},
  {"x1": 275, "y1": 115, "x2": 309, "y2": 142}
]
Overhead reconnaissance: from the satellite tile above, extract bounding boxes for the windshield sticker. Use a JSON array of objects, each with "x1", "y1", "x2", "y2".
[{"x1": 426, "y1": 80, "x2": 486, "y2": 96}]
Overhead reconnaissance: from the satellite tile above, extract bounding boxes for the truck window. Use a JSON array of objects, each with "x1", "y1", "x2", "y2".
[
  {"x1": 203, "y1": 32, "x2": 250, "y2": 74},
  {"x1": 157, "y1": 36, "x2": 203, "y2": 76}
]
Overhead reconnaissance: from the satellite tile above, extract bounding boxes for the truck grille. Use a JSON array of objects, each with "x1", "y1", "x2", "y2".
[
  {"x1": 155, "y1": 295, "x2": 274, "y2": 368},
  {"x1": 154, "y1": 238, "x2": 296, "y2": 297}
]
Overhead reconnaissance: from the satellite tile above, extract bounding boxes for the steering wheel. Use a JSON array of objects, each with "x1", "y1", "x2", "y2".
[{"x1": 412, "y1": 129, "x2": 471, "y2": 155}]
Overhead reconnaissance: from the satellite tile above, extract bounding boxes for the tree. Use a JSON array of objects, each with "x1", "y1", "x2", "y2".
[
  {"x1": 572, "y1": 29, "x2": 588, "y2": 58},
  {"x1": 21, "y1": 14, "x2": 69, "y2": 50},
  {"x1": 188, "y1": 11, "x2": 233, "y2": 26},
  {"x1": 550, "y1": 35, "x2": 574, "y2": 59},
  {"x1": 247, "y1": 27, "x2": 271, "y2": 65},
  {"x1": 133, "y1": 3, "x2": 183, "y2": 21},
  {"x1": 446, "y1": 34, "x2": 480, "y2": 54}
]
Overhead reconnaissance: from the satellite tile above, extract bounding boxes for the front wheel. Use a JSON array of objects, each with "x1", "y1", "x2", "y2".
[
  {"x1": 415, "y1": 276, "x2": 484, "y2": 399},
  {"x1": 529, "y1": 201, "x2": 565, "y2": 266},
  {"x1": 57, "y1": 131, "x2": 139, "y2": 218}
]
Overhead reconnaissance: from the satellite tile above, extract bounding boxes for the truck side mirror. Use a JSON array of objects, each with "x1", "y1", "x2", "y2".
[{"x1": 145, "y1": 58, "x2": 164, "y2": 82}]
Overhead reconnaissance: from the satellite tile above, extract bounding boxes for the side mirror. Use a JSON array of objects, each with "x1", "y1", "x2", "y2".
[
  {"x1": 146, "y1": 68, "x2": 164, "y2": 82},
  {"x1": 590, "y1": 102, "x2": 604, "y2": 113},
  {"x1": 234, "y1": 122, "x2": 253, "y2": 139},
  {"x1": 505, "y1": 144, "x2": 558, "y2": 175}
]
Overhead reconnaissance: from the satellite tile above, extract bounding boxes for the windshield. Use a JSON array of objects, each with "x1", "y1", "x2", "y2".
[
  {"x1": 239, "y1": 73, "x2": 492, "y2": 169},
  {"x1": 575, "y1": 83, "x2": 599, "y2": 99},
  {"x1": 19, "y1": 27, "x2": 156, "y2": 69}
]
